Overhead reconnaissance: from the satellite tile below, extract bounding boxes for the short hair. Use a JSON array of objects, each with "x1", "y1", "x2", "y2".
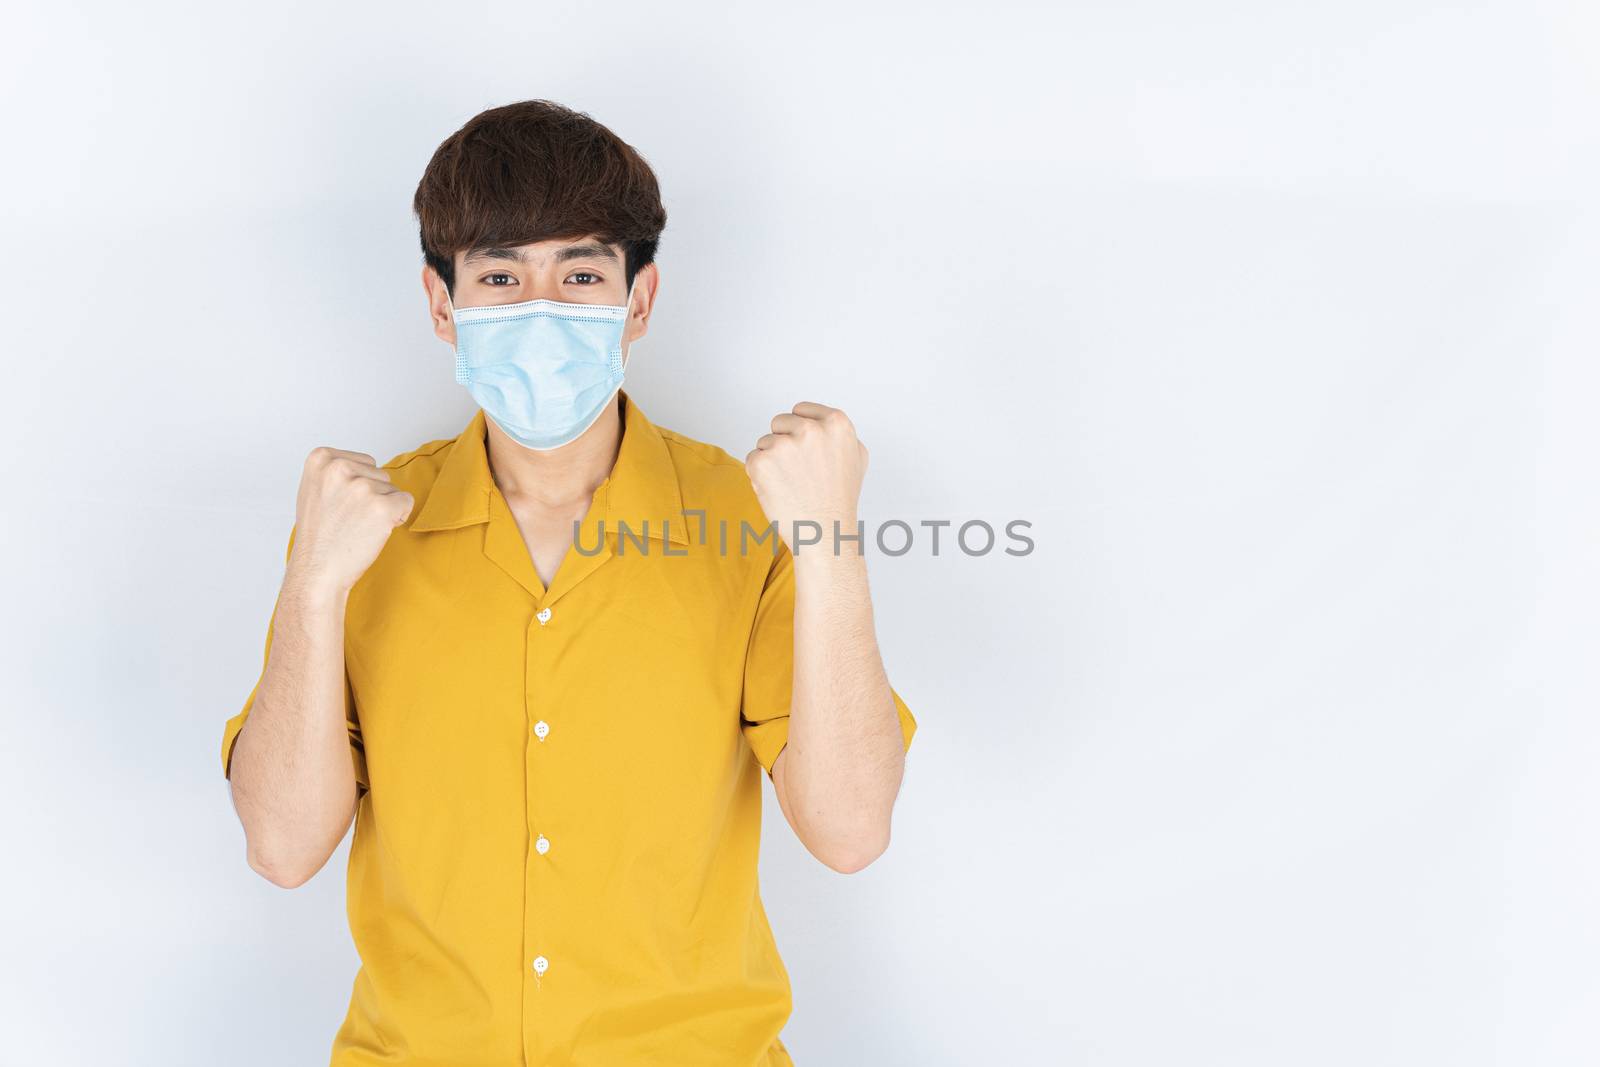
[{"x1": 412, "y1": 100, "x2": 667, "y2": 296}]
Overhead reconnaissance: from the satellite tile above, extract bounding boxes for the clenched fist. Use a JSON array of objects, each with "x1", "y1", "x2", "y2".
[
  {"x1": 286, "y1": 447, "x2": 415, "y2": 596},
  {"x1": 745, "y1": 401, "x2": 869, "y2": 555}
]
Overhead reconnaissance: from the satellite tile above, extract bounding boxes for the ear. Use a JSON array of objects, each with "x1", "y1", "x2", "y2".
[
  {"x1": 423, "y1": 264, "x2": 457, "y2": 346},
  {"x1": 621, "y1": 262, "x2": 661, "y2": 365}
]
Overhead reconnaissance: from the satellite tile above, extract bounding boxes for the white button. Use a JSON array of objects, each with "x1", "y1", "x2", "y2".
[
  {"x1": 535, "y1": 834, "x2": 550, "y2": 855},
  {"x1": 534, "y1": 720, "x2": 550, "y2": 740},
  {"x1": 537, "y1": 608, "x2": 552, "y2": 625},
  {"x1": 532, "y1": 955, "x2": 548, "y2": 976}
]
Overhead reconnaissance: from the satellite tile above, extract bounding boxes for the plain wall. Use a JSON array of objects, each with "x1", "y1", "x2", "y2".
[{"x1": 1, "y1": 1, "x2": 1597, "y2": 1064}]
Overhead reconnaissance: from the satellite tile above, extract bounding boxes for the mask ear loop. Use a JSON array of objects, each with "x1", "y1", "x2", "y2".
[
  {"x1": 619, "y1": 274, "x2": 639, "y2": 366},
  {"x1": 443, "y1": 283, "x2": 469, "y2": 384}
]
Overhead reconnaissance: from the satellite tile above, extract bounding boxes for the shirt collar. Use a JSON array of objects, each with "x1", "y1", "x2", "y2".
[{"x1": 409, "y1": 390, "x2": 688, "y2": 544}]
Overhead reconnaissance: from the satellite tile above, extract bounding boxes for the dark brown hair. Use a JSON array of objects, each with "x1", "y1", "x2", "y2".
[{"x1": 412, "y1": 100, "x2": 667, "y2": 296}]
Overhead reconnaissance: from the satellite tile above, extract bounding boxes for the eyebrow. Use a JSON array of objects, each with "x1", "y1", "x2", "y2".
[{"x1": 462, "y1": 241, "x2": 620, "y2": 266}]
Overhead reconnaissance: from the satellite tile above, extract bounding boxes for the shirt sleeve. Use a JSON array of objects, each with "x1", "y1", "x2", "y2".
[
  {"x1": 219, "y1": 525, "x2": 369, "y2": 796},
  {"x1": 739, "y1": 540, "x2": 918, "y2": 781}
]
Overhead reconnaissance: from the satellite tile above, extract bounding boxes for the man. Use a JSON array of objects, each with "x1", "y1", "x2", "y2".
[{"x1": 218, "y1": 99, "x2": 917, "y2": 1065}]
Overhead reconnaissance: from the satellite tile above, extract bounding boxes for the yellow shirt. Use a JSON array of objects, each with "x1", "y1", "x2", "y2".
[{"x1": 220, "y1": 391, "x2": 917, "y2": 1066}]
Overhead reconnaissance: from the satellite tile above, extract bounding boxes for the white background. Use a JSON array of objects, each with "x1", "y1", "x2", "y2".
[{"x1": 1, "y1": 2, "x2": 1596, "y2": 1064}]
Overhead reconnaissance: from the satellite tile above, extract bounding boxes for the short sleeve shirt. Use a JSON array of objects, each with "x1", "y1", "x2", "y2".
[{"x1": 220, "y1": 392, "x2": 917, "y2": 1066}]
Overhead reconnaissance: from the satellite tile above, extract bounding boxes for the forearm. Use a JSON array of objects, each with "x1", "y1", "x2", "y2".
[
  {"x1": 227, "y1": 570, "x2": 359, "y2": 887},
  {"x1": 785, "y1": 541, "x2": 906, "y2": 870}
]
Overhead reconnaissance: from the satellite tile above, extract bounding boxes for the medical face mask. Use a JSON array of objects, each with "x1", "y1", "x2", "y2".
[{"x1": 446, "y1": 277, "x2": 638, "y2": 450}]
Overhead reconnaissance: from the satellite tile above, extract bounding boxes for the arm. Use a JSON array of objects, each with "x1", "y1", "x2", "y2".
[
  {"x1": 747, "y1": 402, "x2": 908, "y2": 873},
  {"x1": 226, "y1": 446, "x2": 413, "y2": 888},
  {"x1": 227, "y1": 576, "x2": 359, "y2": 888},
  {"x1": 772, "y1": 544, "x2": 905, "y2": 872}
]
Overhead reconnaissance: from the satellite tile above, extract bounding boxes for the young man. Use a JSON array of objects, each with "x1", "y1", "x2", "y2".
[{"x1": 218, "y1": 100, "x2": 917, "y2": 1065}]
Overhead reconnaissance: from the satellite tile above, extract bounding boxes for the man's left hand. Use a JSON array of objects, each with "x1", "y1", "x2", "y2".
[{"x1": 745, "y1": 401, "x2": 869, "y2": 555}]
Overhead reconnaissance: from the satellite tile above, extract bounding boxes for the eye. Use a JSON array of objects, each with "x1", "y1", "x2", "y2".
[
  {"x1": 567, "y1": 271, "x2": 601, "y2": 285},
  {"x1": 483, "y1": 272, "x2": 517, "y2": 286}
]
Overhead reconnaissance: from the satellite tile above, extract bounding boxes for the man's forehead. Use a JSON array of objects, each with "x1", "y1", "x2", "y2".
[{"x1": 460, "y1": 236, "x2": 620, "y2": 266}]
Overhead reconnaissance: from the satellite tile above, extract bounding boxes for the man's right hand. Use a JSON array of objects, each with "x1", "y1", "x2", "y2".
[{"x1": 287, "y1": 447, "x2": 415, "y2": 596}]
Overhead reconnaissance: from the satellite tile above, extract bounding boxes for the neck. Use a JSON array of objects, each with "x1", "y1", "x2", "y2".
[{"x1": 483, "y1": 396, "x2": 624, "y2": 509}]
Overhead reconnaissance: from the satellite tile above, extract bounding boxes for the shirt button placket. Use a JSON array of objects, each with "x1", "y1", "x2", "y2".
[{"x1": 527, "y1": 602, "x2": 553, "y2": 1013}]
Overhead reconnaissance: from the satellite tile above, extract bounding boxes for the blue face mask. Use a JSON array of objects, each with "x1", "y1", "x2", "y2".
[{"x1": 446, "y1": 277, "x2": 638, "y2": 450}]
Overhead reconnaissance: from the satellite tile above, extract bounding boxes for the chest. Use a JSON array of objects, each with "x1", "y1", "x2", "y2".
[
  {"x1": 335, "y1": 520, "x2": 780, "y2": 942},
  {"x1": 341, "y1": 525, "x2": 762, "y2": 807}
]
